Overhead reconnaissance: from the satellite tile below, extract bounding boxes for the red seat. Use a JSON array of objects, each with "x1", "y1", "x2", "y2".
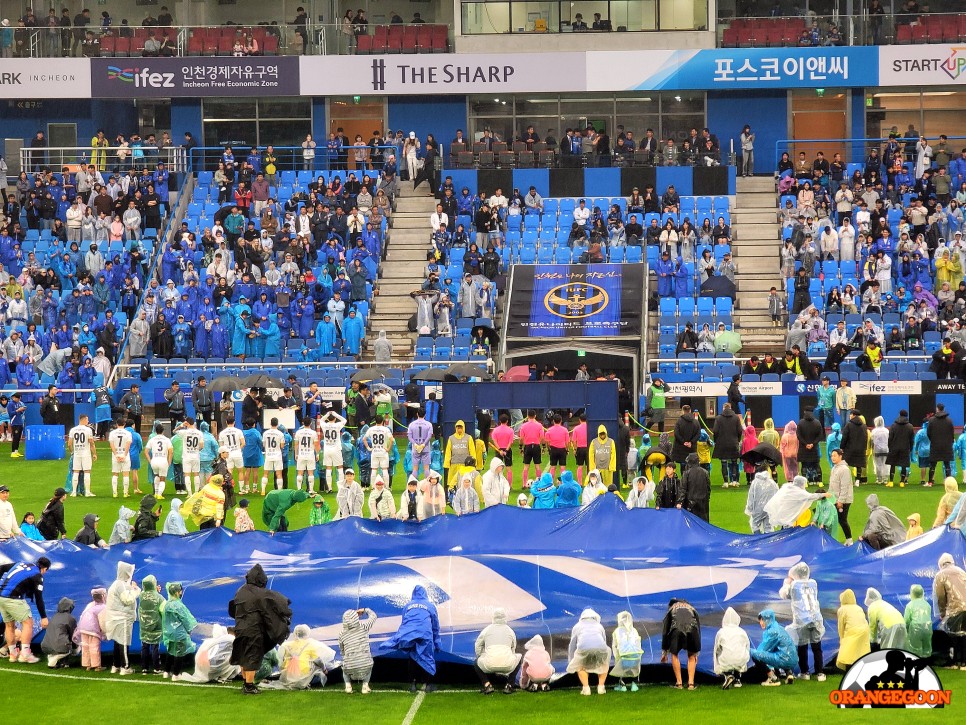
[
  {"x1": 431, "y1": 25, "x2": 447, "y2": 52},
  {"x1": 356, "y1": 34, "x2": 372, "y2": 54},
  {"x1": 372, "y1": 25, "x2": 388, "y2": 52},
  {"x1": 910, "y1": 24, "x2": 927, "y2": 43},
  {"x1": 262, "y1": 34, "x2": 278, "y2": 55},
  {"x1": 416, "y1": 24, "x2": 432, "y2": 51},
  {"x1": 896, "y1": 24, "x2": 912, "y2": 42},
  {"x1": 203, "y1": 38, "x2": 219, "y2": 55},
  {"x1": 190, "y1": 27, "x2": 207, "y2": 41},
  {"x1": 217, "y1": 36, "x2": 233, "y2": 55},
  {"x1": 721, "y1": 27, "x2": 739, "y2": 46},
  {"x1": 386, "y1": 24, "x2": 402, "y2": 53},
  {"x1": 401, "y1": 26, "x2": 418, "y2": 53},
  {"x1": 99, "y1": 35, "x2": 115, "y2": 56},
  {"x1": 765, "y1": 29, "x2": 783, "y2": 46},
  {"x1": 187, "y1": 35, "x2": 204, "y2": 55},
  {"x1": 116, "y1": 36, "x2": 132, "y2": 56}
]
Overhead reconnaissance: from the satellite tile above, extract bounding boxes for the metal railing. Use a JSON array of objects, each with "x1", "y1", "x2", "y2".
[
  {"x1": 10, "y1": 22, "x2": 450, "y2": 58},
  {"x1": 18, "y1": 145, "x2": 188, "y2": 176},
  {"x1": 717, "y1": 11, "x2": 966, "y2": 47},
  {"x1": 646, "y1": 353, "x2": 932, "y2": 374},
  {"x1": 186, "y1": 145, "x2": 400, "y2": 175},
  {"x1": 114, "y1": 358, "x2": 494, "y2": 378}
]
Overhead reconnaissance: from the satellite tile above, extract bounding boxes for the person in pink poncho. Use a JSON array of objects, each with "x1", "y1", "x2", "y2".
[
  {"x1": 741, "y1": 418, "x2": 760, "y2": 485},
  {"x1": 73, "y1": 587, "x2": 108, "y2": 671},
  {"x1": 779, "y1": 421, "x2": 800, "y2": 482},
  {"x1": 519, "y1": 634, "x2": 555, "y2": 692}
]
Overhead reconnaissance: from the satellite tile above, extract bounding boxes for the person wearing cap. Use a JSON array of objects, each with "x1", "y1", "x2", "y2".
[
  {"x1": 0, "y1": 485, "x2": 20, "y2": 540},
  {"x1": 74, "y1": 512, "x2": 108, "y2": 548},
  {"x1": 6, "y1": 392, "x2": 24, "y2": 458},
  {"x1": 0, "y1": 555, "x2": 52, "y2": 664}
]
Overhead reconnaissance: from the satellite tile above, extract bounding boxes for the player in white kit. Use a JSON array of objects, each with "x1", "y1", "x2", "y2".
[
  {"x1": 178, "y1": 418, "x2": 204, "y2": 495},
  {"x1": 294, "y1": 417, "x2": 321, "y2": 493},
  {"x1": 148, "y1": 421, "x2": 173, "y2": 499},
  {"x1": 68, "y1": 414, "x2": 97, "y2": 497},
  {"x1": 362, "y1": 415, "x2": 393, "y2": 487},
  {"x1": 261, "y1": 417, "x2": 287, "y2": 495},
  {"x1": 108, "y1": 417, "x2": 132, "y2": 497},
  {"x1": 218, "y1": 414, "x2": 246, "y2": 493},
  {"x1": 319, "y1": 410, "x2": 347, "y2": 492}
]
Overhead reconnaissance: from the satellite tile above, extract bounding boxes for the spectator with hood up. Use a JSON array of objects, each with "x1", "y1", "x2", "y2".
[
  {"x1": 381, "y1": 585, "x2": 441, "y2": 693},
  {"x1": 229, "y1": 563, "x2": 293, "y2": 695}
]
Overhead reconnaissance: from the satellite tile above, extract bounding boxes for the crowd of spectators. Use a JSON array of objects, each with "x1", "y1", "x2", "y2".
[{"x1": 773, "y1": 127, "x2": 966, "y2": 375}]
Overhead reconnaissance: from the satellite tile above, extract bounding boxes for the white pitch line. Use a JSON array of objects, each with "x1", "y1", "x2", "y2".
[
  {"x1": 402, "y1": 690, "x2": 426, "y2": 725},
  {"x1": 0, "y1": 666, "x2": 470, "y2": 695}
]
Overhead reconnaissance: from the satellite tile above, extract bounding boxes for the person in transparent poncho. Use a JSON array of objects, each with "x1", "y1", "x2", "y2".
[{"x1": 779, "y1": 563, "x2": 826, "y2": 681}]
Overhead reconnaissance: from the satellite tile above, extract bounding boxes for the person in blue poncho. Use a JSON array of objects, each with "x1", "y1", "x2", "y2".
[
  {"x1": 382, "y1": 585, "x2": 441, "y2": 693},
  {"x1": 342, "y1": 308, "x2": 365, "y2": 358},
  {"x1": 825, "y1": 422, "x2": 841, "y2": 467},
  {"x1": 750, "y1": 609, "x2": 797, "y2": 686},
  {"x1": 673, "y1": 257, "x2": 689, "y2": 297},
  {"x1": 263, "y1": 316, "x2": 281, "y2": 358},
  {"x1": 655, "y1": 251, "x2": 674, "y2": 297},
  {"x1": 314, "y1": 313, "x2": 338, "y2": 356},
  {"x1": 127, "y1": 420, "x2": 144, "y2": 495},
  {"x1": 232, "y1": 310, "x2": 253, "y2": 359},
  {"x1": 531, "y1": 472, "x2": 557, "y2": 509},
  {"x1": 556, "y1": 470, "x2": 582, "y2": 508},
  {"x1": 173, "y1": 315, "x2": 192, "y2": 358},
  {"x1": 251, "y1": 317, "x2": 268, "y2": 359},
  {"x1": 211, "y1": 316, "x2": 229, "y2": 359},
  {"x1": 912, "y1": 419, "x2": 930, "y2": 484},
  {"x1": 199, "y1": 421, "x2": 219, "y2": 484}
]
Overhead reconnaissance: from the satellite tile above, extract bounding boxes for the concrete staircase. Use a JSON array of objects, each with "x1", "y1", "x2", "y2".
[
  {"x1": 363, "y1": 183, "x2": 437, "y2": 360},
  {"x1": 733, "y1": 176, "x2": 787, "y2": 357}
]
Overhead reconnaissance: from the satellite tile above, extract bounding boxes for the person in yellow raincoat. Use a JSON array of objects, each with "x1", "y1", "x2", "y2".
[
  {"x1": 443, "y1": 420, "x2": 478, "y2": 488},
  {"x1": 275, "y1": 623, "x2": 338, "y2": 689},
  {"x1": 180, "y1": 474, "x2": 226, "y2": 529},
  {"x1": 835, "y1": 588, "x2": 871, "y2": 671},
  {"x1": 90, "y1": 130, "x2": 110, "y2": 171},
  {"x1": 588, "y1": 425, "x2": 617, "y2": 485}
]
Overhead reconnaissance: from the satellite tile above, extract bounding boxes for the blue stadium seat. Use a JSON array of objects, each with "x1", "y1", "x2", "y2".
[
  {"x1": 624, "y1": 246, "x2": 642, "y2": 264},
  {"x1": 678, "y1": 298, "x2": 695, "y2": 317},
  {"x1": 696, "y1": 297, "x2": 713, "y2": 316}
]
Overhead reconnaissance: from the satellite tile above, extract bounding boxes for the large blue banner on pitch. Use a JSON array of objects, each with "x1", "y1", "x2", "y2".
[
  {"x1": 2, "y1": 496, "x2": 963, "y2": 673},
  {"x1": 509, "y1": 264, "x2": 643, "y2": 339}
]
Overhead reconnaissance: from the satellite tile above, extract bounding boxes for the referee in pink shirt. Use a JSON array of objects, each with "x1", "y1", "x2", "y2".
[{"x1": 519, "y1": 410, "x2": 545, "y2": 485}]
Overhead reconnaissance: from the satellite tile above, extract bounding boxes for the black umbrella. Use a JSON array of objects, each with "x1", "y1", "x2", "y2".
[
  {"x1": 740, "y1": 442, "x2": 781, "y2": 467},
  {"x1": 412, "y1": 368, "x2": 459, "y2": 383},
  {"x1": 470, "y1": 325, "x2": 500, "y2": 346},
  {"x1": 350, "y1": 367, "x2": 392, "y2": 383},
  {"x1": 446, "y1": 363, "x2": 488, "y2": 378},
  {"x1": 242, "y1": 373, "x2": 285, "y2": 389},
  {"x1": 700, "y1": 275, "x2": 737, "y2": 300},
  {"x1": 208, "y1": 376, "x2": 243, "y2": 393}
]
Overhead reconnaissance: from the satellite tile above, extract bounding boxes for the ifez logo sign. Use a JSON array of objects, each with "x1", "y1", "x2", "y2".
[
  {"x1": 830, "y1": 650, "x2": 951, "y2": 708},
  {"x1": 107, "y1": 66, "x2": 175, "y2": 88}
]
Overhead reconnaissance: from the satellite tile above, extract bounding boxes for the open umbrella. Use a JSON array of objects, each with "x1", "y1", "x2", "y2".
[
  {"x1": 470, "y1": 325, "x2": 500, "y2": 347},
  {"x1": 208, "y1": 376, "x2": 243, "y2": 393},
  {"x1": 350, "y1": 367, "x2": 392, "y2": 383},
  {"x1": 446, "y1": 363, "x2": 488, "y2": 378},
  {"x1": 369, "y1": 382, "x2": 398, "y2": 402},
  {"x1": 242, "y1": 373, "x2": 285, "y2": 389},
  {"x1": 412, "y1": 368, "x2": 459, "y2": 383},
  {"x1": 740, "y1": 442, "x2": 781, "y2": 467},
  {"x1": 503, "y1": 365, "x2": 531, "y2": 382},
  {"x1": 714, "y1": 330, "x2": 743, "y2": 354},
  {"x1": 700, "y1": 275, "x2": 737, "y2": 300}
]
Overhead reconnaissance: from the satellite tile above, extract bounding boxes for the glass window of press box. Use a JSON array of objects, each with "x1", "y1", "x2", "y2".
[
  {"x1": 468, "y1": 93, "x2": 706, "y2": 146},
  {"x1": 461, "y1": 0, "x2": 709, "y2": 33},
  {"x1": 865, "y1": 90, "x2": 966, "y2": 148},
  {"x1": 202, "y1": 97, "x2": 313, "y2": 149}
]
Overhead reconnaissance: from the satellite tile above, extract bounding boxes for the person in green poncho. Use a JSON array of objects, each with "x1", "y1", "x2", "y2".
[
  {"x1": 161, "y1": 582, "x2": 198, "y2": 682},
  {"x1": 903, "y1": 584, "x2": 933, "y2": 658},
  {"x1": 811, "y1": 487, "x2": 838, "y2": 537},
  {"x1": 138, "y1": 575, "x2": 165, "y2": 675},
  {"x1": 262, "y1": 489, "x2": 309, "y2": 533},
  {"x1": 308, "y1": 494, "x2": 332, "y2": 526}
]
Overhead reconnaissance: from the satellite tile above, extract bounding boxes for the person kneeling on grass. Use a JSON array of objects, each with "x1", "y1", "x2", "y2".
[
  {"x1": 40, "y1": 597, "x2": 76, "y2": 668},
  {"x1": 661, "y1": 598, "x2": 701, "y2": 690},
  {"x1": 568, "y1": 608, "x2": 611, "y2": 696},
  {"x1": 274, "y1": 624, "x2": 338, "y2": 689},
  {"x1": 340, "y1": 607, "x2": 377, "y2": 694},
  {"x1": 714, "y1": 606, "x2": 749, "y2": 690},
  {"x1": 162, "y1": 582, "x2": 197, "y2": 682},
  {"x1": 750, "y1": 609, "x2": 797, "y2": 686},
  {"x1": 610, "y1": 611, "x2": 643, "y2": 691},
  {"x1": 474, "y1": 608, "x2": 522, "y2": 695}
]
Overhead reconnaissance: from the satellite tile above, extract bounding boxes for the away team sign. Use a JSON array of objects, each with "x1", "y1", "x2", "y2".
[
  {"x1": 299, "y1": 53, "x2": 585, "y2": 95},
  {"x1": 90, "y1": 56, "x2": 300, "y2": 98},
  {"x1": 506, "y1": 263, "x2": 644, "y2": 338}
]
